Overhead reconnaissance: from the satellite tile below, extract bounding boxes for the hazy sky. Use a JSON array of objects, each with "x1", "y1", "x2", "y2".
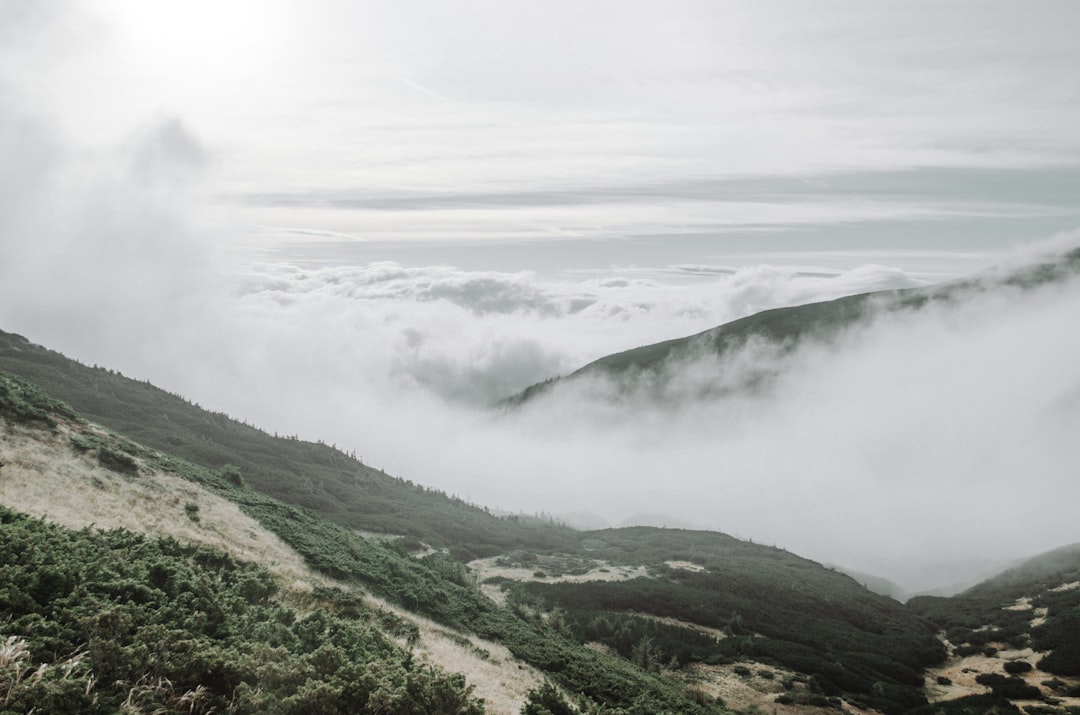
[{"x1": 3, "y1": 1, "x2": 1080, "y2": 590}]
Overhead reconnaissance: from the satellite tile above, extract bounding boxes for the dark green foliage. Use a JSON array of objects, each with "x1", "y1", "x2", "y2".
[
  {"x1": 0, "y1": 369, "x2": 79, "y2": 428},
  {"x1": 0, "y1": 506, "x2": 484, "y2": 714},
  {"x1": 96, "y1": 445, "x2": 139, "y2": 475},
  {"x1": 184, "y1": 501, "x2": 201, "y2": 522},
  {"x1": 521, "y1": 681, "x2": 574, "y2": 715},
  {"x1": 563, "y1": 610, "x2": 718, "y2": 667},
  {"x1": 519, "y1": 528, "x2": 943, "y2": 715},
  {"x1": 907, "y1": 693, "x2": 1023, "y2": 715},
  {"x1": 907, "y1": 596, "x2": 1031, "y2": 650},
  {"x1": 962, "y1": 543, "x2": 1080, "y2": 602},
  {"x1": 1042, "y1": 677, "x2": 1068, "y2": 692},
  {"x1": 1034, "y1": 607, "x2": 1080, "y2": 676},
  {"x1": 974, "y1": 673, "x2": 1041, "y2": 700},
  {"x1": 1003, "y1": 660, "x2": 1032, "y2": 674},
  {"x1": 220, "y1": 463, "x2": 245, "y2": 486}
]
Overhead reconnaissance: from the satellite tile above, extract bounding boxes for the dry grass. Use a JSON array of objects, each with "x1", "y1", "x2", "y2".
[
  {"x1": 470, "y1": 557, "x2": 647, "y2": 586},
  {"x1": 0, "y1": 422, "x2": 321, "y2": 591},
  {"x1": 664, "y1": 560, "x2": 706, "y2": 573},
  {"x1": 362, "y1": 591, "x2": 545, "y2": 713},
  {"x1": 470, "y1": 556, "x2": 649, "y2": 607},
  {"x1": 0, "y1": 419, "x2": 544, "y2": 714}
]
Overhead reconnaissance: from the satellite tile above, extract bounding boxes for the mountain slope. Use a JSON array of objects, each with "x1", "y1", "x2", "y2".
[
  {"x1": 1, "y1": 369, "x2": 721, "y2": 714},
  {"x1": 0, "y1": 329, "x2": 575, "y2": 558},
  {"x1": 490, "y1": 527, "x2": 946, "y2": 714},
  {"x1": 961, "y1": 543, "x2": 1080, "y2": 602},
  {"x1": 6, "y1": 318, "x2": 1080, "y2": 712},
  {"x1": 4, "y1": 366, "x2": 954, "y2": 713},
  {"x1": 506, "y1": 244, "x2": 1080, "y2": 407}
]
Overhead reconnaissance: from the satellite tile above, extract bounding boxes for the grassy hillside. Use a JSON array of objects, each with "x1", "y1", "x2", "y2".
[
  {"x1": 0, "y1": 329, "x2": 575, "y2": 559},
  {"x1": 491, "y1": 528, "x2": 945, "y2": 714},
  {"x1": 961, "y1": 544, "x2": 1080, "y2": 603},
  {"x1": 506, "y1": 244, "x2": 1080, "y2": 406},
  {"x1": 1, "y1": 369, "x2": 725, "y2": 713}
]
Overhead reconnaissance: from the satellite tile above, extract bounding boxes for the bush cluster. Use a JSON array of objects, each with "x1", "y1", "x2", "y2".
[{"x1": 0, "y1": 507, "x2": 484, "y2": 714}]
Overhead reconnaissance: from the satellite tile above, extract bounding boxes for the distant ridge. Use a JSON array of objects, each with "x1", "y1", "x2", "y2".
[
  {"x1": 505, "y1": 244, "x2": 1080, "y2": 407},
  {"x1": 962, "y1": 542, "x2": 1080, "y2": 602}
]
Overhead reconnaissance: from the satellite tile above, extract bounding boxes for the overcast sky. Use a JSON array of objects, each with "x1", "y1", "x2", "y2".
[{"x1": 3, "y1": 1, "x2": 1080, "y2": 590}]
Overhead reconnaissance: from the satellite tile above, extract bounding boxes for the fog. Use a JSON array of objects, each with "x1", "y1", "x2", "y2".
[{"x1": 4, "y1": 1, "x2": 1080, "y2": 593}]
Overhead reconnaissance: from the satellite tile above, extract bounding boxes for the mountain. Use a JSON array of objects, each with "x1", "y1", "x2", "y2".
[
  {"x1": 505, "y1": 244, "x2": 1080, "y2": 407},
  {"x1": 5, "y1": 276, "x2": 1080, "y2": 713},
  {"x1": 0, "y1": 327, "x2": 575, "y2": 560},
  {"x1": 2, "y1": 353, "x2": 949, "y2": 714}
]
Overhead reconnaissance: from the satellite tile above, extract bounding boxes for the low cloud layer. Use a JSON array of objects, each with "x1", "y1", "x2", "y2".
[{"x1": 230, "y1": 259, "x2": 926, "y2": 406}]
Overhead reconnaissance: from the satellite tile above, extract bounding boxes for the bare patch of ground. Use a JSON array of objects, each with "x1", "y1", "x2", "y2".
[
  {"x1": 926, "y1": 643, "x2": 1080, "y2": 709},
  {"x1": 362, "y1": 592, "x2": 545, "y2": 714},
  {"x1": 470, "y1": 556, "x2": 647, "y2": 588},
  {"x1": 0, "y1": 422, "x2": 321, "y2": 591},
  {"x1": 470, "y1": 556, "x2": 649, "y2": 607},
  {"x1": 665, "y1": 560, "x2": 706, "y2": 572}
]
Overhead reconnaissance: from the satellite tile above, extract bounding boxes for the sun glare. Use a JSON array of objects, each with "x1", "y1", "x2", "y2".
[{"x1": 99, "y1": 0, "x2": 285, "y2": 82}]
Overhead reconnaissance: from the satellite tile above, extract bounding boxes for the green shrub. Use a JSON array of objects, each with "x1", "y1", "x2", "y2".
[
  {"x1": 219, "y1": 464, "x2": 244, "y2": 486},
  {"x1": 975, "y1": 673, "x2": 1041, "y2": 699},
  {"x1": 184, "y1": 502, "x2": 200, "y2": 523},
  {"x1": 0, "y1": 506, "x2": 485, "y2": 714},
  {"x1": 1003, "y1": 660, "x2": 1032, "y2": 674},
  {"x1": 97, "y1": 446, "x2": 138, "y2": 475},
  {"x1": 521, "y1": 681, "x2": 574, "y2": 715}
]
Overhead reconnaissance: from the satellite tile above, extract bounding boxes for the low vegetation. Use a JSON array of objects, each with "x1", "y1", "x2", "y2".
[
  {"x1": 1, "y1": 371, "x2": 719, "y2": 713},
  {"x1": 0, "y1": 506, "x2": 483, "y2": 714},
  {"x1": 504, "y1": 528, "x2": 945, "y2": 714}
]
